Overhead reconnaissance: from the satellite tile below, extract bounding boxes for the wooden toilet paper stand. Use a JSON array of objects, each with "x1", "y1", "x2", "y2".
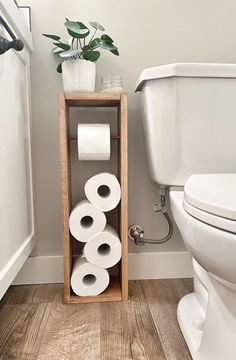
[{"x1": 59, "y1": 92, "x2": 128, "y2": 304}]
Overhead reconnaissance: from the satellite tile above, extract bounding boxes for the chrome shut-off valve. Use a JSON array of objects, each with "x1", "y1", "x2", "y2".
[
  {"x1": 128, "y1": 187, "x2": 173, "y2": 246},
  {"x1": 128, "y1": 225, "x2": 145, "y2": 246}
]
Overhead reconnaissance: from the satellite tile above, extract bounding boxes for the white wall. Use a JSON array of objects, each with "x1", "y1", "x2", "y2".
[{"x1": 19, "y1": 0, "x2": 236, "y2": 258}]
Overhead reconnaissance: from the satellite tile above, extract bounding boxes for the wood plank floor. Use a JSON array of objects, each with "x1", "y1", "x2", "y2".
[{"x1": 0, "y1": 279, "x2": 193, "y2": 360}]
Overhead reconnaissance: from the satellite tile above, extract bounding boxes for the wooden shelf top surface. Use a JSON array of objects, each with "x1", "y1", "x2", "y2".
[{"x1": 62, "y1": 92, "x2": 127, "y2": 107}]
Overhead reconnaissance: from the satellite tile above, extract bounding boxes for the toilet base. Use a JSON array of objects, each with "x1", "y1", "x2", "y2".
[
  {"x1": 178, "y1": 259, "x2": 236, "y2": 360},
  {"x1": 177, "y1": 292, "x2": 203, "y2": 359}
]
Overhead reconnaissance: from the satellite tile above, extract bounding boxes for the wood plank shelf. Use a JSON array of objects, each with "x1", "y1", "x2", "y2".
[
  {"x1": 59, "y1": 92, "x2": 128, "y2": 304},
  {"x1": 64, "y1": 92, "x2": 121, "y2": 107}
]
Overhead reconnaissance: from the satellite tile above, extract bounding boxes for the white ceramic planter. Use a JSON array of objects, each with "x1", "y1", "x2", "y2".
[{"x1": 62, "y1": 59, "x2": 96, "y2": 92}]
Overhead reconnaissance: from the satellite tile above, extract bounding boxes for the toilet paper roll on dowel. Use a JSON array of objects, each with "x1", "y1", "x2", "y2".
[
  {"x1": 71, "y1": 257, "x2": 110, "y2": 296},
  {"x1": 83, "y1": 225, "x2": 121, "y2": 268},
  {"x1": 77, "y1": 123, "x2": 110, "y2": 161},
  {"x1": 69, "y1": 200, "x2": 106, "y2": 242},
  {"x1": 84, "y1": 172, "x2": 121, "y2": 212}
]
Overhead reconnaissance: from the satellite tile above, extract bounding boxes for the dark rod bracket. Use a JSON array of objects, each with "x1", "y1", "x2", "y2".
[{"x1": 0, "y1": 15, "x2": 24, "y2": 55}]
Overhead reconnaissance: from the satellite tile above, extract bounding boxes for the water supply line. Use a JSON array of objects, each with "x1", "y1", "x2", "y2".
[{"x1": 128, "y1": 187, "x2": 173, "y2": 245}]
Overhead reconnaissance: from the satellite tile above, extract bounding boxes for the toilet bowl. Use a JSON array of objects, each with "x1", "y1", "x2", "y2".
[{"x1": 169, "y1": 174, "x2": 236, "y2": 360}]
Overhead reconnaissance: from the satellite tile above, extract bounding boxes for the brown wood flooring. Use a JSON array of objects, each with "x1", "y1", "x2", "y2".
[{"x1": 0, "y1": 279, "x2": 193, "y2": 360}]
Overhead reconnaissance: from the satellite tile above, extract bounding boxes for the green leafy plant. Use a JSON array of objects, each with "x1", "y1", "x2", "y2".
[{"x1": 43, "y1": 20, "x2": 119, "y2": 73}]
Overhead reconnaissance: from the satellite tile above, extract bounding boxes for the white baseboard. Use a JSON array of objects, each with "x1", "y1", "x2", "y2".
[
  {"x1": 12, "y1": 251, "x2": 193, "y2": 285},
  {"x1": 128, "y1": 251, "x2": 193, "y2": 280},
  {"x1": 12, "y1": 255, "x2": 64, "y2": 285}
]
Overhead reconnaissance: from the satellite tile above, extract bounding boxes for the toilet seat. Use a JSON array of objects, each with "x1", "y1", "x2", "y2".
[
  {"x1": 184, "y1": 174, "x2": 236, "y2": 233},
  {"x1": 183, "y1": 200, "x2": 236, "y2": 233}
]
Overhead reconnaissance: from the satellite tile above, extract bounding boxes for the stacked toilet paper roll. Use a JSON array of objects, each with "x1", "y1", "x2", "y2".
[
  {"x1": 71, "y1": 258, "x2": 110, "y2": 296},
  {"x1": 83, "y1": 225, "x2": 121, "y2": 269},
  {"x1": 84, "y1": 172, "x2": 121, "y2": 212},
  {"x1": 69, "y1": 199, "x2": 106, "y2": 242},
  {"x1": 69, "y1": 172, "x2": 121, "y2": 297}
]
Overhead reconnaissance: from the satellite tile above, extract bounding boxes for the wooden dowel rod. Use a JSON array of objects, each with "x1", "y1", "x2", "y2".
[{"x1": 68, "y1": 135, "x2": 120, "y2": 140}]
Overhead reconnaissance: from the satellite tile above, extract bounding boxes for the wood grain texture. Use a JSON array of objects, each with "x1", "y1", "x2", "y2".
[
  {"x1": 100, "y1": 301, "x2": 131, "y2": 360},
  {"x1": 142, "y1": 279, "x2": 193, "y2": 360},
  {"x1": 123, "y1": 281, "x2": 165, "y2": 360},
  {"x1": 0, "y1": 280, "x2": 193, "y2": 359},
  {"x1": 3, "y1": 284, "x2": 63, "y2": 305},
  {"x1": 64, "y1": 92, "x2": 121, "y2": 107},
  {"x1": 37, "y1": 302, "x2": 100, "y2": 360},
  {"x1": 59, "y1": 93, "x2": 72, "y2": 303},
  {"x1": 59, "y1": 92, "x2": 128, "y2": 303},
  {"x1": 119, "y1": 93, "x2": 128, "y2": 300},
  {"x1": 0, "y1": 303, "x2": 51, "y2": 359}
]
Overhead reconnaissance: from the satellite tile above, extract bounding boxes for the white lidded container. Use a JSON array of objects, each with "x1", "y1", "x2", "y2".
[{"x1": 136, "y1": 63, "x2": 236, "y2": 186}]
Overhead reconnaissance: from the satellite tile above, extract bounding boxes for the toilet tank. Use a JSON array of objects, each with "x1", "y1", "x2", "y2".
[{"x1": 136, "y1": 63, "x2": 236, "y2": 186}]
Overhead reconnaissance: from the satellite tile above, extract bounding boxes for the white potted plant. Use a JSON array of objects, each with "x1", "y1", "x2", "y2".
[{"x1": 43, "y1": 20, "x2": 119, "y2": 92}]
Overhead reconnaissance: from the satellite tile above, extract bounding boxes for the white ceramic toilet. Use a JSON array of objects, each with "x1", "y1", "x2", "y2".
[{"x1": 136, "y1": 63, "x2": 236, "y2": 360}]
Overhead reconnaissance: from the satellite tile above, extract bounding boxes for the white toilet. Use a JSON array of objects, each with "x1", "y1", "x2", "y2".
[{"x1": 136, "y1": 63, "x2": 236, "y2": 360}]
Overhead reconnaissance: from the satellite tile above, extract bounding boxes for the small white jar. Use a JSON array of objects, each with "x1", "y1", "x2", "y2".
[{"x1": 100, "y1": 75, "x2": 123, "y2": 93}]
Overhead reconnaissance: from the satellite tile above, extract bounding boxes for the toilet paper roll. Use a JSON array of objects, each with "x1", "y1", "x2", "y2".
[
  {"x1": 69, "y1": 199, "x2": 106, "y2": 242},
  {"x1": 77, "y1": 123, "x2": 110, "y2": 160},
  {"x1": 84, "y1": 172, "x2": 121, "y2": 212},
  {"x1": 71, "y1": 257, "x2": 110, "y2": 296},
  {"x1": 83, "y1": 225, "x2": 121, "y2": 268}
]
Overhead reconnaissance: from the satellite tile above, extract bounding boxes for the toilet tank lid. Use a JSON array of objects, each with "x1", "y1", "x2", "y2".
[
  {"x1": 135, "y1": 63, "x2": 236, "y2": 91},
  {"x1": 184, "y1": 174, "x2": 236, "y2": 221}
]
